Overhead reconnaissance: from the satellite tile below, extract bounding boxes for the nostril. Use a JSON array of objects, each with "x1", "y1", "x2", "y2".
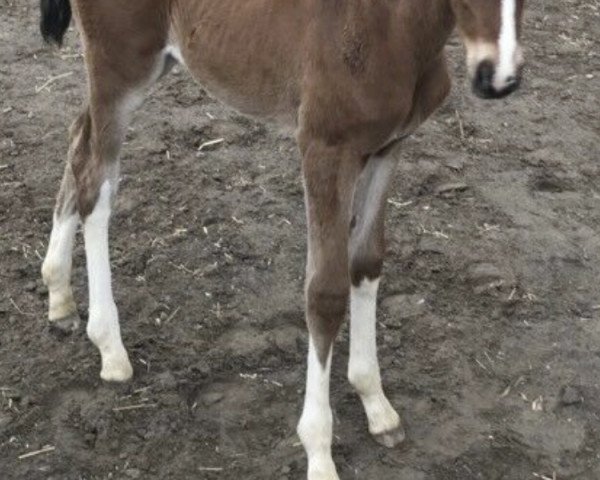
[
  {"x1": 475, "y1": 61, "x2": 495, "y2": 90},
  {"x1": 472, "y1": 61, "x2": 496, "y2": 98}
]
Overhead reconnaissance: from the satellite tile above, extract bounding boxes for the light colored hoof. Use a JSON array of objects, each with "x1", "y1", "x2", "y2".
[
  {"x1": 372, "y1": 423, "x2": 406, "y2": 448},
  {"x1": 307, "y1": 466, "x2": 340, "y2": 480},
  {"x1": 100, "y1": 353, "x2": 133, "y2": 382},
  {"x1": 49, "y1": 312, "x2": 81, "y2": 334}
]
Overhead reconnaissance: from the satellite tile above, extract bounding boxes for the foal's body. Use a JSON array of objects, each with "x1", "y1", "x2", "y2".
[
  {"x1": 171, "y1": 0, "x2": 453, "y2": 138},
  {"x1": 41, "y1": 1, "x2": 525, "y2": 478}
]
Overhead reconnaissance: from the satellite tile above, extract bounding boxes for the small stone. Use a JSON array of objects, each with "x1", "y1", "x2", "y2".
[
  {"x1": 189, "y1": 360, "x2": 211, "y2": 376},
  {"x1": 417, "y1": 236, "x2": 448, "y2": 255},
  {"x1": 444, "y1": 157, "x2": 465, "y2": 171},
  {"x1": 24, "y1": 281, "x2": 36, "y2": 292},
  {"x1": 468, "y1": 262, "x2": 513, "y2": 293},
  {"x1": 468, "y1": 263, "x2": 503, "y2": 285},
  {"x1": 560, "y1": 386, "x2": 583, "y2": 406},
  {"x1": 201, "y1": 391, "x2": 224, "y2": 406},
  {"x1": 382, "y1": 294, "x2": 426, "y2": 321},
  {"x1": 125, "y1": 468, "x2": 141, "y2": 479},
  {"x1": 20, "y1": 395, "x2": 35, "y2": 408},
  {"x1": 281, "y1": 465, "x2": 291, "y2": 474}
]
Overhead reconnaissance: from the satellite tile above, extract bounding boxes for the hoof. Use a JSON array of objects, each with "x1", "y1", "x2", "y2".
[
  {"x1": 100, "y1": 352, "x2": 134, "y2": 383},
  {"x1": 308, "y1": 468, "x2": 340, "y2": 480},
  {"x1": 373, "y1": 423, "x2": 406, "y2": 448},
  {"x1": 49, "y1": 312, "x2": 81, "y2": 335},
  {"x1": 306, "y1": 457, "x2": 339, "y2": 480}
]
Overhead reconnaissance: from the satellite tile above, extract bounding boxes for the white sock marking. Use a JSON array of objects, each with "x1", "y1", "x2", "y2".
[
  {"x1": 496, "y1": 0, "x2": 518, "y2": 88},
  {"x1": 297, "y1": 339, "x2": 339, "y2": 480},
  {"x1": 165, "y1": 45, "x2": 185, "y2": 65},
  {"x1": 42, "y1": 213, "x2": 79, "y2": 321},
  {"x1": 84, "y1": 181, "x2": 132, "y2": 382},
  {"x1": 349, "y1": 278, "x2": 400, "y2": 436}
]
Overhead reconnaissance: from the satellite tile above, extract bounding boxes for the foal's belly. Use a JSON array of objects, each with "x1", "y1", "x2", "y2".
[{"x1": 169, "y1": 0, "x2": 308, "y2": 125}]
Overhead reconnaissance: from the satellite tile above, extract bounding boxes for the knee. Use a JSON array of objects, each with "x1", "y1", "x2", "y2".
[
  {"x1": 306, "y1": 276, "x2": 349, "y2": 324},
  {"x1": 306, "y1": 275, "x2": 349, "y2": 360},
  {"x1": 349, "y1": 249, "x2": 383, "y2": 286}
]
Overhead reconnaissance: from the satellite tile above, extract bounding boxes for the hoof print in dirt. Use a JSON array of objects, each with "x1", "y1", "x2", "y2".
[
  {"x1": 559, "y1": 385, "x2": 584, "y2": 407},
  {"x1": 467, "y1": 262, "x2": 513, "y2": 294},
  {"x1": 529, "y1": 171, "x2": 574, "y2": 194},
  {"x1": 381, "y1": 294, "x2": 426, "y2": 321},
  {"x1": 48, "y1": 312, "x2": 81, "y2": 336}
]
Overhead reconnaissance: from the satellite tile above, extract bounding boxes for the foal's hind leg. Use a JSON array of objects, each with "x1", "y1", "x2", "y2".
[
  {"x1": 43, "y1": 37, "x2": 171, "y2": 380},
  {"x1": 42, "y1": 159, "x2": 80, "y2": 332},
  {"x1": 348, "y1": 152, "x2": 404, "y2": 447}
]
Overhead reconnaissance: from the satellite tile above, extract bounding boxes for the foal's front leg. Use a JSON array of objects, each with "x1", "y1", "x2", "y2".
[
  {"x1": 348, "y1": 153, "x2": 404, "y2": 447},
  {"x1": 83, "y1": 177, "x2": 133, "y2": 382},
  {"x1": 297, "y1": 142, "x2": 363, "y2": 480}
]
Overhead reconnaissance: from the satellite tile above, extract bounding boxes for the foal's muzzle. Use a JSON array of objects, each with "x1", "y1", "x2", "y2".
[{"x1": 472, "y1": 60, "x2": 522, "y2": 99}]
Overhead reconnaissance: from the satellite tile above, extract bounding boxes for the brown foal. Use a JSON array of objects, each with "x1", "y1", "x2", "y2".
[{"x1": 40, "y1": 1, "x2": 526, "y2": 478}]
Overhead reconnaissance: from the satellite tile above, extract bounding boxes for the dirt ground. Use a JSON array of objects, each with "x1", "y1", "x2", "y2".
[{"x1": 1, "y1": 1, "x2": 600, "y2": 479}]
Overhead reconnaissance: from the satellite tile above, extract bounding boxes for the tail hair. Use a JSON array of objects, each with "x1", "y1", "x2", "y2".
[{"x1": 40, "y1": 0, "x2": 72, "y2": 45}]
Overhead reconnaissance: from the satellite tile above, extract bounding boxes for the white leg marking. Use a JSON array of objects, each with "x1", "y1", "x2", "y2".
[
  {"x1": 84, "y1": 181, "x2": 132, "y2": 382},
  {"x1": 165, "y1": 45, "x2": 185, "y2": 65},
  {"x1": 297, "y1": 339, "x2": 339, "y2": 480},
  {"x1": 349, "y1": 278, "x2": 402, "y2": 442},
  {"x1": 42, "y1": 213, "x2": 79, "y2": 325},
  {"x1": 496, "y1": 0, "x2": 519, "y2": 89}
]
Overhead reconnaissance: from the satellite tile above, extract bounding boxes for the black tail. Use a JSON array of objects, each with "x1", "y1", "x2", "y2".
[{"x1": 40, "y1": 0, "x2": 72, "y2": 45}]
